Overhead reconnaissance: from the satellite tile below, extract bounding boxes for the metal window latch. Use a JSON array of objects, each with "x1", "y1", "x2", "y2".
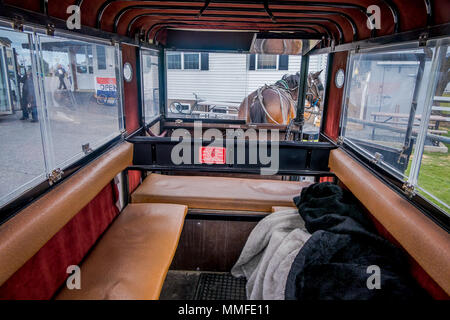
[
  {"x1": 418, "y1": 32, "x2": 428, "y2": 47},
  {"x1": 336, "y1": 136, "x2": 344, "y2": 145},
  {"x1": 46, "y1": 23, "x2": 55, "y2": 36},
  {"x1": 370, "y1": 152, "x2": 383, "y2": 164},
  {"x1": 12, "y1": 16, "x2": 24, "y2": 31},
  {"x1": 48, "y1": 168, "x2": 64, "y2": 185},
  {"x1": 82, "y1": 143, "x2": 93, "y2": 155},
  {"x1": 402, "y1": 182, "x2": 415, "y2": 198}
]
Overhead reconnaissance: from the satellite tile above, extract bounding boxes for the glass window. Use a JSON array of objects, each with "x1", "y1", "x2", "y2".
[
  {"x1": 257, "y1": 54, "x2": 277, "y2": 70},
  {"x1": 0, "y1": 28, "x2": 47, "y2": 207},
  {"x1": 96, "y1": 45, "x2": 106, "y2": 70},
  {"x1": 165, "y1": 50, "x2": 302, "y2": 122},
  {"x1": 342, "y1": 46, "x2": 431, "y2": 178},
  {"x1": 183, "y1": 53, "x2": 199, "y2": 70},
  {"x1": 341, "y1": 40, "x2": 449, "y2": 214},
  {"x1": 141, "y1": 49, "x2": 160, "y2": 123},
  {"x1": 167, "y1": 53, "x2": 181, "y2": 70},
  {"x1": 411, "y1": 41, "x2": 450, "y2": 213},
  {"x1": 37, "y1": 34, "x2": 123, "y2": 170},
  {"x1": 303, "y1": 53, "x2": 328, "y2": 140}
]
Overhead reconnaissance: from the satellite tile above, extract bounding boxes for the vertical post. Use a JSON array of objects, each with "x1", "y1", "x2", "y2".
[
  {"x1": 296, "y1": 54, "x2": 310, "y2": 140},
  {"x1": 319, "y1": 52, "x2": 333, "y2": 139},
  {"x1": 136, "y1": 47, "x2": 144, "y2": 128},
  {"x1": 158, "y1": 47, "x2": 166, "y2": 117}
]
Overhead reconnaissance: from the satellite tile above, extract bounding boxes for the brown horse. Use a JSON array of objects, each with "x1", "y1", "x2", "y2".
[
  {"x1": 238, "y1": 71, "x2": 324, "y2": 125},
  {"x1": 238, "y1": 73, "x2": 300, "y2": 124},
  {"x1": 305, "y1": 70, "x2": 325, "y2": 127}
]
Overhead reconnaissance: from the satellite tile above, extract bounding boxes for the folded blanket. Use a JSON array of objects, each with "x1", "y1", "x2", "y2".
[
  {"x1": 285, "y1": 182, "x2": 428, "y2": 300},
  {"x1": 231, "y1": 208, "x2": 311, "y2": 300}
]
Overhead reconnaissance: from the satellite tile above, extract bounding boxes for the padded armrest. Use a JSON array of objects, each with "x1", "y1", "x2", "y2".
[
  {"x1": 329, "y1": 148, "x2": 450, "y2": 295},
  {"x1": 131, "y1": 174, "x2": 312, "y2": 212},
  {"x1": 56, "y1": 203, "x2": 187, "y2": 300}
]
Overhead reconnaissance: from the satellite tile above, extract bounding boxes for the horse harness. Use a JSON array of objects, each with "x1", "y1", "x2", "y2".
[{"x1": 251, "y1": 81, "x2": 298, "y2": 125}]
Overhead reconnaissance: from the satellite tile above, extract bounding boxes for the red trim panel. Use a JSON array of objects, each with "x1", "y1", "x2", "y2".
[{"x1": 0, "y1": 183, "x2": 119, "y2": 300}]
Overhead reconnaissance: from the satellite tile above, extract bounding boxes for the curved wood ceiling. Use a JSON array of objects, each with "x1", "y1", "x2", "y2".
[{"x1": 4, "y1": 0, "x2": 450, "y2": 46}]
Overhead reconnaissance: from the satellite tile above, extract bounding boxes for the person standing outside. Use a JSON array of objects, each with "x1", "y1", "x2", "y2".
[
  {"x1": 56, "y1": 64, "x2": 67, "y2": 90},
  {"x1": 18, "y1": 67, "x2": 38, "y2": 122}
]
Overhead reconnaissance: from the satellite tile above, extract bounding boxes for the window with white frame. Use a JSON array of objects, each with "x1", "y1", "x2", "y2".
[
  {"x1": 341, "y1": 39, "x2": 450, "y2": 214},
  {"x1": 248, "y1": 54, "x2": 289, "y2": 71},
  {"x1": 0, "y1": 26, "x2": 124, "y2": 209},
  {"x1": 183, "y1": 53, "x2": 200, "y2": 70},
  {"x1": 167, "y1": 52, "x2": 181, "y2": 70},
  {"x1": 257, "y1": 54, "x2": 278, "y2": 70},
  {"x1": 167, "y1": 52, "x2": 207, "y2": 71}
]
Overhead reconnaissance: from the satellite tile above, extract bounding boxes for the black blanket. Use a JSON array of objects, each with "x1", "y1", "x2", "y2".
[{"x1": 285, "y1": 182, "x2": 428, "y2": 300}]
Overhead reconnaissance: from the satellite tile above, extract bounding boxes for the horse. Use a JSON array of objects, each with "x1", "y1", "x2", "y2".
[
  {"x1": 304, "y1": 70, "x2": 325, "y2": 127},
  {"x1": 238, "y1": 73, "x2": 300, "y2": 125},
  {"x1": 238, "y1": 70, "x2": 324, "y2": 125}
]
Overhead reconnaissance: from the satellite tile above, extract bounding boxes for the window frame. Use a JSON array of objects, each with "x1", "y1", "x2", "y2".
[
  {"x1": 0, "y1": 23, "x2": 125, "y2": 212},
  {"x1": 338, "y1": 38, "x2": 450, "y2": 220},
  {"x1": 140, "y1": 47, "x2": 161, "y2": 125},
  {"x1": 255, "y1": 54, "x2": 279, "y2": 70},
  {"x1": 166, "y1": 52, "x2": 202, "y2": 71}
]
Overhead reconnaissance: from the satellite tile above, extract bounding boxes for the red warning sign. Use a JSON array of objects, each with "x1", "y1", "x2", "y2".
[{"x1": 199, "y1": 146, "x2": 226, "y2": 164}]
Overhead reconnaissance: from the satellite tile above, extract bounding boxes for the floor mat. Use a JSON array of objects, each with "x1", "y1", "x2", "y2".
[{"x1": 194, "y1": 273, "x2": 247, "y2": 300}]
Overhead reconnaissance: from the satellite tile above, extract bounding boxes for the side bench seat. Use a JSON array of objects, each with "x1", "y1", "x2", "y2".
[
  {"x1": 131, "y1": 174, "x2": 312, "y2": 212},
  {"x1": 56, "y1": 203, "x2": 187, "y2": 300}
]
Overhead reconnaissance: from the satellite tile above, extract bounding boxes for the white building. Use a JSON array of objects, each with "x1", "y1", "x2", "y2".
[{"x1": 166, "y1": 52, "x2": 327, "y2": 104}]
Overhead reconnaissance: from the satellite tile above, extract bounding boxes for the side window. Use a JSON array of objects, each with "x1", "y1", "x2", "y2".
[
  {"x1": 412, "y1": 42, "x2": 449, "y2": 213},
  {"x1": 141, "y1": 49, "x2": 160, "y2": 123},
  {"x1": 341, "y1": 40, "x2": 449, "y2": 213},
  {"x1": 0, "y1": 28, "x2": 47, "y2": 207},
  {"x1": 0, "y1": 27, "x2": 124, "y2": 210},
  {"x1": 303, "y1": 53, "x2": 328, "y2": 140},
  {"x1": 37, "y1": 35, "x2": 123, "y2": 170}
]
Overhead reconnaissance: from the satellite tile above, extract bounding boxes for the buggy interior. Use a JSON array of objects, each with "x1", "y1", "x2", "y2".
[{"x1": 0, "y1": 0, "x2": 448, "y2": 301}]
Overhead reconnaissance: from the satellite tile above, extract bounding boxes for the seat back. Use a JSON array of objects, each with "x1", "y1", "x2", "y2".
[{"x1": 0, "y1": 142, "x2": 133, "y2": 298}]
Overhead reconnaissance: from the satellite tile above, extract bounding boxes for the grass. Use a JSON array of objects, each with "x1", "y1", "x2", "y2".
[{"x1": 406, "y1": 131, "x2": 449, "y2": 213}]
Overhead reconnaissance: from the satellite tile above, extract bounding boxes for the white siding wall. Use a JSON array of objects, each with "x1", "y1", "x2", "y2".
[
  {"x1": 167, "y1": 53, "x2": 248, "y2": 103},
  {"x1": 167, "y1": 53, "x2": 302, "y2": 103}
]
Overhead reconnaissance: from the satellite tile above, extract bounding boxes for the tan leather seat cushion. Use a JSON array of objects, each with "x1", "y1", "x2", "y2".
[
  {"x1": 329, "y1": 148, "x2": 450, "y2": 295},
  {"x1": 56, "y1": 203, "x2": 187, "y2": 300},
  {"x1": 131, "y1": 174, "x2": 312, "y2": 212}
]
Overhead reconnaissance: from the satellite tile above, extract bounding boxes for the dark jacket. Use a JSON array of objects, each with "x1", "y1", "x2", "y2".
[{"x1": 18, "y1": 74, "x2": 36, "y2": 106}]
